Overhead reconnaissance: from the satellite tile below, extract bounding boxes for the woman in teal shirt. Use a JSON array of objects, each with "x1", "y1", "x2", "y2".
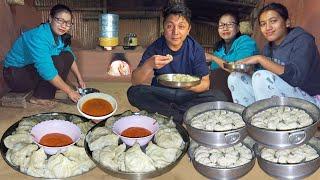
[
  {"x1": 206, "y1": 12, "x2": 259, "y2": 71},
  {"x1": 3, "y1": 4, "x2": 84, "y2": 106},
  {"x1": 206, "y1": 12, "x2": 259, "y2": 100}
]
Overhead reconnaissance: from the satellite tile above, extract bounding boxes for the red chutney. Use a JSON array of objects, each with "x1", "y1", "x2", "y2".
[
  {"x1": 39, "y1": 133, "x2": 73, "y2": 147},
  {"x1": 121, "y1": 127, "x2": 152, "y2": 138},
  {"x1": 82, "y1": 98, "x2": 113, "y2": 117}
]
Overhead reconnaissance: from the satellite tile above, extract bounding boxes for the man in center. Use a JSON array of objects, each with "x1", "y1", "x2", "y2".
[{"x1": 127, "y1": 3, "x2": 226, "y2": 124}]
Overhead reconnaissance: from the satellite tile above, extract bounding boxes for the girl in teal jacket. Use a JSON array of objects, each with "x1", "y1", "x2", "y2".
[
  {"x1": 3, "y1": 4, "x2": 85, "y2": 106},
  {"x1": 206, "y1": 12, "x2": 259, "y2": 71}
]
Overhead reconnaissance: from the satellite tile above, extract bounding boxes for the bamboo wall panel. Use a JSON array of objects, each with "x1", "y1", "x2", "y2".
[
  {"x1": 190, "y1": 22, "x2": 219, "y2": 53},
  {"x1": 35, "y1": 0, "x2": 104, "y2": 9},
  {"x1": 119, "y1": 18, "x2": 159, "y2": 47}
]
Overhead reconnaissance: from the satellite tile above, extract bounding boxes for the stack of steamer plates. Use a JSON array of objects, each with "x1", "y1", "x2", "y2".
[
  {"x1": 242, "y1": 97, "x2": 320, "y2": 179},
  {"x1": 184, "y1": 101, "x2": 256, "y2": 179}
]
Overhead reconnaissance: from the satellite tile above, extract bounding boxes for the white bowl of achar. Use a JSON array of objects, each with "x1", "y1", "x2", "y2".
[
  {"x1": 30, "y1": 120, "x2": 81, "y2": 155},
  {"x1": 112, "y1": 115, "x2": 159, "y2": 146},
  {"x1": 77, "y1": 92, "x2": 117, "y2": 123}
]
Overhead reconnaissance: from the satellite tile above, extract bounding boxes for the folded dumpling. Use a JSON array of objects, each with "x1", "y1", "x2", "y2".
[
  {"x1": 26, "y1": 148, "x2": 47, "y2": 177},
  {"x1": 155, "y1": 128, "x2": 184, "y2": 149},
  {"x1": 10, "y1": 144, "x2": 38, "y2": 167},
  {"x1": 86, "y1": 127, "x2": 111, "y2": 143},
  {"x1": 98, "y1": 144, "x2": 126, "y2": 171},
  {"x1": 4, "y1": 133, "x2": 33, "y2": 149},
  {"x1": 146, "y1": 142, "x2": 181, "y2": 168},
  {"x1": 125, "y1": 143, "x2": 156, "y2": 172},
  {"x1": 88, "y1": 134, "x2": 119, "y2": 151},
  {"x1": 47, "y1": 154, "x2": 80, "y2": 178},
  {"x1": 63, "y1": 146, "x2": 95, "y2": 172}
]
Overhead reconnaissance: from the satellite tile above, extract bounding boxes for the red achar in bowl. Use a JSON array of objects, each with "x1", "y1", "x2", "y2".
[
  {"x1": 121, "y1": 127, "x2": 152, "y2": 138},
  {"x1": 39, "y1": 133, "x2": 73, "y2": 147},
  {"x1": 82, "y1": 98, "x2": 113, "y2": 117}
]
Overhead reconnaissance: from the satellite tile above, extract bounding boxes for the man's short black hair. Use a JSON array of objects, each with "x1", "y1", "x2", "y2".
[{"x1": 163, "y1": 2, "x2": 191, "y2": 25}]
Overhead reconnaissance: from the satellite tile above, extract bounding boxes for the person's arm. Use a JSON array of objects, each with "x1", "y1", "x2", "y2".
[
  {"x1": 185, "y1": 74, "x2": 210, "y2": 93},
  {"x1": 70, "y1": 61, "x2": 85, "y2": 88},
  {"x1": 240, "y1": 55, "x2": 284, "y2": 75},
  {"x1": 50, "y1": 75, "x2": 81, "y2": 102},
  {"x1": 206, "y1": 53, "x2": 230, "y2": 72},
  {"x1": 131, "y1": 55, "x2": 172, "y2": 85}
]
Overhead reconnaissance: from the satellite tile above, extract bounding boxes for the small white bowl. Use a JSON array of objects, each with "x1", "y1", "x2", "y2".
[
  {"x1": 112, "y1": 115, "x2": 159, "y2": 146},
  {"x1": 77, "y1": 92, "x2": 118, "y2": 123},
  {"x1": 30, "y1": 120, "x2": 81, "y2": 155}
]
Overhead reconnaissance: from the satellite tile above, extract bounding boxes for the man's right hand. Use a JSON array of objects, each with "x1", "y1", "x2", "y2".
[{"x1": 147, "y1": 55, "x2": 173, "y2": 69}]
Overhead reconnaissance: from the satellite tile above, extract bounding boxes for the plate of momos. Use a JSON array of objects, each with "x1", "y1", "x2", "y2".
[
  {"x1": 84, "y1": 110, "x2": 190, "y2": 179},
  {"x1": 157, "y1": 73, "x2": 201, "y2": 88},
  {"x1": 0, "y1": 112, "x2": 96, "y2": 178}
]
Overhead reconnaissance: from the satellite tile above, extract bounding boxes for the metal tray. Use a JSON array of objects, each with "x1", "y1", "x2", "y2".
[
  {"x1": 157, "y1": 74, "x2": 200, "y2": 88},
  {"x1": 242, "y1": 97, "x2": 320, "y2": 149},
  {"x1": 254, "y1": 141, "x2": 320, "y2": 179},
  {"x1": 188, "y1": 140, "x2": 256, "y2": 179},
  {"x1": 0, "y1": 112, "x2": 95, "y2": 178},
  {"x1": 84, "y1": 112, "x2": 190, "y2": 179},
  {"x1": 223, "y1": 62, "x2": 254, "y2": 73},
  {"x1": 184, "y1": 101, "x2": 247, "y2": 148}
]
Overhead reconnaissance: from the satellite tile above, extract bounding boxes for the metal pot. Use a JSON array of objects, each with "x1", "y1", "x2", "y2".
[
  {"x1": 184, "y1": 101, "x2": 247, "y2": 148},
  {"x1": 254, "y1": 143, "x2": 320, "y2": 179},
  {"x1": 242, "y1": 97, "x2": 320, "y2": 149},
  {"x1": 189, "y1": 140, "x2": 256, "y2": 179}
]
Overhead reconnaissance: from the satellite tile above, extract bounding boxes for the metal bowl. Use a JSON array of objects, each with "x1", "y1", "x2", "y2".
[
  {"x1": 242, "y1": 97, "x2": 320, "y2": 149},
  {"x1": 254, "y1": 143, "x2": 320, "y2": 179},
  {"x1": 157, "y1": 74, "x2": 200, "y2": 88},
  {"x1": 184, "y1": 101, "x2": 247, "y2": 148},
  {"x1": 223, "y1": 62, "x2": 254, "y2": 73},
  {"x1": 78, "y1": 88, "x2": 100, "y2": 96},
  {"x1": 84, "y1": 112, "x2": 190, "y2": 179},
  {"x1": 188, "y1": 141, "x2": 256, "y2": 179}
]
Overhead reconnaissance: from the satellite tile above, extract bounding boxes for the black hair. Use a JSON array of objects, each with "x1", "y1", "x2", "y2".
[
  {"x1": 50, "y1": 4, "x2": 72, "y2": 18},
  {"x1": 258, "y1": 3, "x2": 289, "y2": 22},
  {"x1": 214, "y1": 12, "x2": 241, "y2": 50},
  {"x1": 163, "y1": 2, "x2": 191, "y2": 25},
  {"x1": 219, "y1": 12, "x2": 240, "y2": 25},
  {"x1": 50, "y1": 4, "x2": 73, "y2": 47}
]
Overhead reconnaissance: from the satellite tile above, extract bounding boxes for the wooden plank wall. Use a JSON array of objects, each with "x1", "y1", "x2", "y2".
[{"x1": 35, "y1": 0, "x2": 217, "y2": 50}]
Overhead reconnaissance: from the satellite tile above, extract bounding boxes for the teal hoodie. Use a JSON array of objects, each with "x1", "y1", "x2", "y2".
[
  {"x1": 210, "y1": 34, "x2": 259, "y2": 70},
  {"x1": 4, "y1": 23, "x2": 75, "y2": 80}
]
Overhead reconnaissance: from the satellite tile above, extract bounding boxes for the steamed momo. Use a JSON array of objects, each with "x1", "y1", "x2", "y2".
[
  {"x1": 190, "y1": 109, "x2": 244, "y2": 131},
  {"x1": 4, "y1": 133, "x2": 33, "y2": 149},
  {"x1": 25, "y1": 148, "x2": 47, "y2": 177},
  {"x1": 89, "y1": 134, "x2": 119, "y2": 151},
  {"x1": 47, "y1": 154, "x2": 80, "y2": 178},
  {"x1": 251, "y1": 106, "x2": 313, "y2": 130},
  {"x1": 63, "y1": 146, "x2": 95, "y2": 172},
  {"x1": 146, "y1": 142, "x2": 181, "y2": 168},
  {"x1": 155, "y1": 128, "x2": 184, "y2": 149},
  {"x1": 125, "y1": 143, "x2": 156, "y2": 172},
  {"x1": 261, "y1": 144, "x2": 319, "y2": 164},
  {"x1": 97, "y1": 144, "x2": 126, "y2": 171}
]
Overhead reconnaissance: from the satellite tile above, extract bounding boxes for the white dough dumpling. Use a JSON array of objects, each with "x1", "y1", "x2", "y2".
[
  {"x1": 251, "y1": 106, "x2": 313, "y2": 130},
  {"x1": 191, "y1": 110, "x2": 244, "y2": 131},
  {"x1": 261, "y1": 144, "x2": 319, "y2": 164},
  {"x1": 194, "y1": 143, "x2": 253, "y2": 168}
]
